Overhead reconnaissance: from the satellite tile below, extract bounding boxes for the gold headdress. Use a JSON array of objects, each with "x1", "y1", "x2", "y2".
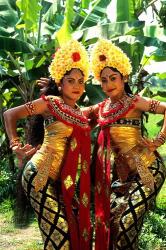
[
  {"x1": 90, "y1": 39, "x2": 132, "y2": 81},
  {"x1": 49, "y1": 40, "x2": 89, "y2": 85}
]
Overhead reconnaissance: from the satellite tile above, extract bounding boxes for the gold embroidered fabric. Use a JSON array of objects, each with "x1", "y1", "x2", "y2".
[
  {"x1": 33, "y1": 146, "x2": 55, "y2": 192},
  {"x1": 31, "y1": 121, "x2": 73, "y2": 190},
  {"x1": 64, "y1": 175, "x2": 74, "y2": 190},
  {"x1": 82, "y1": 193, "x2": 89, "y2": 207},
  {"x1": 70, "y1": 137, "x2": 77, "y2": 151},
  {"x1": 109, "y1": 120, "x2": 156, "y2": 189},
  {"x1": 82, "y1": 228, "x2": 89, "y2": 242},
  {"x1": 82, "y1": 160, "x2": 88, "y2": 174},
  {"x1": 96, "y1": 181, "x2": 102, "y2": 194}
]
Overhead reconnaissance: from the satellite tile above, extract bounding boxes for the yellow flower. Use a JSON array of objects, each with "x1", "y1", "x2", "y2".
[
  {"x1": 49, "y1": 40, "x2": 89, "y2": 85},
  {"x1": 90, "y1": 38, "x2": 132, "y2": 81}
]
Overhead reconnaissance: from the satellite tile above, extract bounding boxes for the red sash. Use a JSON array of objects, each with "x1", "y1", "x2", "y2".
[
  {"x1": 42, "y1": 95, "x2": 91, "y2": 250},
  {"x1": 95, "y1": 128, "x2": 111, "y2": 250},
  {"x1": 95, "y1": 94, "x2": 138, "y2": 250}
]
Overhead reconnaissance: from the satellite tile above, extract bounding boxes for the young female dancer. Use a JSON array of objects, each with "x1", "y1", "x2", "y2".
[
  {"x1": 89, "y1": 39, "x2": 166, "y2": 250},
  {"x1": 4, "y1": 39, "x2": 91, "y2": 250}
]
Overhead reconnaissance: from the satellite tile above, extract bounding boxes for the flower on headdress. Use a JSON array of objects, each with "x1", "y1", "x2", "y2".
[
  {"x1": 72, "y1": 52, "x2": 81, "y2": 62},
  {"x1": 91, "y1": 39, "x2": 132, "y2": 81},
  {"x1": 49, "y1": 40, "x2": 89, "y2": 85},
  {"x1": 99, "y1": 55, "x2": 106, "y2": 61},
  {"x1": 51, "y1": 53, "x2": 55, "y2": 58}
]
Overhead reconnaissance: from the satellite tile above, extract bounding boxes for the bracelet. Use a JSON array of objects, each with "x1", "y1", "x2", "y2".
[
  {"x1": 9, "y1": 137, "x2": 20, "y2": 148},
  {"x1": 153, "y1": 132, "x2": 166, "y2": 146},
  {"x1": 149, "y1": 99, "x2": 160, "y2": 113},
  {"x1": 158, "y1": 132, "x2": 166, "y2": 142}
]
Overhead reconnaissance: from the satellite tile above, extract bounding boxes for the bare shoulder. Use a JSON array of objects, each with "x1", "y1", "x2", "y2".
[
  {"x1": 25, "y1": 97, "x2": 49, "y2": 115},
  {"x1": 134, "y1": 95, "x2": 151, "y2": 112},
  {"x1": 135, "y1": 94, "x2": 166, "y2": 114}
]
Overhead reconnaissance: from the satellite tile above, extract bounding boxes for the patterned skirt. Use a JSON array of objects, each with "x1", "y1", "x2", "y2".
[
  {"x1": 22, "y1": 161, "x2": 70, "y2": 250},
  {"x1": 110, "y1": 155, "x2": 166, "y2": 250}
]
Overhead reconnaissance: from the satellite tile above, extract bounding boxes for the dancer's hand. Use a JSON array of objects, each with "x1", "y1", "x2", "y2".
[
  {"x1": 12, "y1": 143, "x2": 41, "y2": 168},
  {"x1": 139, "y1": 137, "x2": 157, "y2": 152},
  {"x1": 36, "y1": 77, "x2": 50, "y2": 88}
]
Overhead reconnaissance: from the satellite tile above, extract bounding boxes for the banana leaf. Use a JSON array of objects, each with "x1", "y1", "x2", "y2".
[
  {"x1": 74, "y1": 21, "x2": 145, "y2": 41},
  {"x1": 16, "y1": 0, "x2": 41, "y2": 32},
  {"x1": 85, "y1": 83, "x2": 106, "y2": 105},
  {"x1": 56, "y1": 0, "x2": 74, "y2": 45},
  {"x1": 0, "y1": 36, "x2": 35, "y2": 53},
  {"x1": 116, "y1": 0, "x2": 136, "y2": 21},
  {"x1": 0, "y1": 0, "x2": 18, "y2": 36}
]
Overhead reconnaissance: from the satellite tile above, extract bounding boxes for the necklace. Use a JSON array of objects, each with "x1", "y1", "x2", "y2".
[
  {"x1": 98, "y1": 93, "x2": 138, "y2": 126},
  {"x1": 43, "y1": 95, "x2": 90, "y2": 129}
]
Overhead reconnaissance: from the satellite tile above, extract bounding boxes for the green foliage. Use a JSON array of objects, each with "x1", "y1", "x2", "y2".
[
  {"x1": 0, "y1": 0, "x2": 166, "y2": 209},
  {"x1": 159, "y1": 1, "x2": 166, "y2": 28},
  {"x1": 156, "y1": 180, "x2": 166, "y2": 210},
  {"x1": 139, "y1": 209, "x2": 166, "y2": 250},
  {"x1": 16, "y1": 0, "x2": 42, "y2": 33},
  {"x1": 0, "y1": 0, "x2": 18, "y2": 36},
  {"x1": 0, "y1": 161, "x2": 16, "y2": 202},
  {"x1": 0, "y1": 36, "x2": 35, "y2": 53},
  {"x1": 116, "y1": 0, "x2": 136, "y2": 21},
  {"x1": 0, "y1": 198, "x2": 14, "y2": 213}
]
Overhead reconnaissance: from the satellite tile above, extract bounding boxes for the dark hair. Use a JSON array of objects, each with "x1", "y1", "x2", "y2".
[
  {"x1": 100, "y1": 67, "x2": 133, "y2": 95},
  {"x1": 27, "y1": 79, "x2": 60, "y2": 146}
]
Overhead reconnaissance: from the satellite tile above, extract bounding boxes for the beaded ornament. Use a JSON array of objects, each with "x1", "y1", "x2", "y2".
[
  {"x1": 49, "y1": 40, "x2": 89, "y2": 85},
  {"x1": 90, "y1": 38, "x2": 132, "y2": 81}
]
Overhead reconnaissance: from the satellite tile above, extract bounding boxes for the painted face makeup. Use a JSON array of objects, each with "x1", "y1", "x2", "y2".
[
  {"x1": 100, "y1": 67, "x2": 125, "y2": 102},
  {"x1": 61, "y1": 68, "x2": 85, "y2": 107}
]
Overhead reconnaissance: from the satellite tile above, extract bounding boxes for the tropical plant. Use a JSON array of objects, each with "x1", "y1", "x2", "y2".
[
  {"x1": 0, "y1": 0, "x2": 166, "y2": 197},
  {"x1": 139, "y1": 208, "x2": 166, "y2": 250}
]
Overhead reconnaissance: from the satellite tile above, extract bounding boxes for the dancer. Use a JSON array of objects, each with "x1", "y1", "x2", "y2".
[
  {"x1": 4, "y1": 39, "x2": 91, "y2": 250},
  {"x1": 90, "y1": 39, "x2": 166, "y2": 250}
]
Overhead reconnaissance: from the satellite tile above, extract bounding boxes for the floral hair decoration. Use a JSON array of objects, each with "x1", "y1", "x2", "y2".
[
  {"x1": 49, "y1": 40, "x2": 89, "y2": 85},
  {"x1": 90, "y1": 38, "x2": 132, "y2": 81}
]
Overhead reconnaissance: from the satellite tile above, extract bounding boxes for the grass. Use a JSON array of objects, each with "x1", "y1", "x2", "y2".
[
  {"x1": 0, "y1": 200, "x2": 43, "y2": 250},
  {"x1": 144, "y1": 113, "x2": 166, "y2": 159},
  {"x1": 144, "y1": 112, "x2": 166, "y2": 210},
  {"x1": 0, "y1": 96, "x2": 166, "y2": 249},
  {"x1": 0, "y1": 199, "x2": 166, "y2": 250}
]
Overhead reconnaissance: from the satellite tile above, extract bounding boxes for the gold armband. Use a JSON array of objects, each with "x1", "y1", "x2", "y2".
[
  {"x1": 149, "y1": 99, "x2": 160, "y2": 113},
  {"x1": 24, "y1": 101, "x2": 36, "y2": 116}
]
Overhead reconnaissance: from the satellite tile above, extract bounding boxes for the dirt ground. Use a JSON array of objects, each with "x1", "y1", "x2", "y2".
[{"x1": 0, "y1": 215, "x2": 43, "y2": 250}]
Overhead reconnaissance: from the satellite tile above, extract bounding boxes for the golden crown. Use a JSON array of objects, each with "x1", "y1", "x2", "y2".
[
  {"x1": 49, "y1": 40, "x2": 89, "y2": 85},
  {"x1": 90, "y1": 39, "x2": 132, "y2": 81}
]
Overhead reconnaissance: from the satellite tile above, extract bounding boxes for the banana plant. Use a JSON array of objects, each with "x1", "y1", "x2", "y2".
[
  {"x1": 0, "y1": 0, "x2": 165, "y2": 107},
  {"x1": 0, "y1": 0, "x2": 166, "y2": 196}
]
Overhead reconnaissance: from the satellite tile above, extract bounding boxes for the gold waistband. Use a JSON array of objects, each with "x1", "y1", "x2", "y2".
[{"x1": 115, "y1": 145, "x2": 156, "y2": 190}]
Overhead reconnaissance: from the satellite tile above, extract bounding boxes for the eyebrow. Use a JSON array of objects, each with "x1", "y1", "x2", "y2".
[{"x1": 101, "y1": 73, "x2": 117, "y2": 78}]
